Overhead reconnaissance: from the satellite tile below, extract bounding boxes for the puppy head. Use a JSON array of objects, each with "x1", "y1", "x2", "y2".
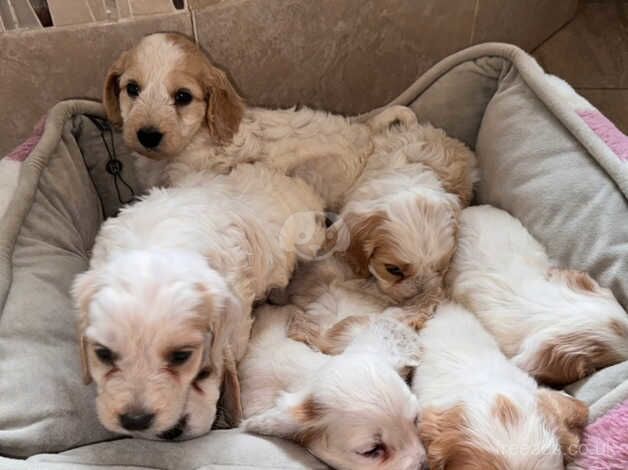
[
  {"x1": 103, "y1": 32, "x2": 243, "y2": 159},
  {"x1": 72, "y1": 250, "x2": 245, "y2": 439},
  {"x1": 243, "y1": 354, "x2": 426, "y2": 470},
  {"x1": 524, "y1": 269, "x2": 628, "y2": 386},
  {"x1": 341, "y1": 187, "x2": 459, "y2": 303},
  {"x1": 419, "y1": 394, "x2": 569, "y2": 470}
]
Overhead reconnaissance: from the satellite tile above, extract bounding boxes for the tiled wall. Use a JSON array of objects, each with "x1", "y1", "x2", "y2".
[{"x1": 0, "y1": 0, "x2": 578, "y2": 156}]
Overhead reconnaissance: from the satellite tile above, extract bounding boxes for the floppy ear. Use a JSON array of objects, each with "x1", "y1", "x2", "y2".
[
  {"x1": 419, "y1": 405, "x2": 469, "y2": 470},
  {"x1": 341, "y1": 210, "x2": 388, "y2": 277},
  {"x1": 218, "y1": 346, "x2": 243, "y2": 427},
  {"x1": 202, "y1": 64, "x2": 244, "y2": 144},
  {"x1": 71, "y1": 270, "x2": 101, "y2": 385},
  {"x1": 547, "y1": 268, "x2": 603, "y2": 294},
  {"x1": 241, "y1": 392, "x2": 324, "y2": 444},
  {"x1": 103, "y1": 50, "x2": 129, "y2": 126},
  {"x1": 537, "y1": 389, "x2": 588, "y2": 462}
]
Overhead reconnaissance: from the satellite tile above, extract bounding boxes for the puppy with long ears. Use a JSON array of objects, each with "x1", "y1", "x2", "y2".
[
  {"x1": 239, "y1": 304, "x2": 427, "y2": 470},
  {"x1": 414, "y1": 302, "x2": 588, "y2": 469},
  {"x1": 448, "y1": 205, "x2": 628, "y2": 386},
  {"x1": 72, "y1": 164, "x2": 326, "y2": 440},
  {"x1": 103, "y1": 32, "x2": 415, "y2": 209}
]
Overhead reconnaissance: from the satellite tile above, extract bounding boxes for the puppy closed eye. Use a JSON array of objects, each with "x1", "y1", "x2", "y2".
[
  {"x1": 358, "y1": 443, "x2": 387, "y2": 459},
  {"x1": 385, "y1": 264, "x2": 405, "y2": 278},
  {"x1": 167, "y1": 350, "x2": 193, "y2": 366},
  {"x1": 174, "y1": 89, "x2": 193, "y2": 106},
  {"x1": 94, "y1": 346, "x2": 117, "y2": 365},
  {"x1": 126, "y1": 82, "x2": 140, "y2": 98}
]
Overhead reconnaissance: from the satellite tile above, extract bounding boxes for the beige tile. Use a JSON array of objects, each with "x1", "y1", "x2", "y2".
[
  {"x1": 48, "y1": 0, "x2": 95, "y2": 26},
  {"x1": 578, "y1": 89, "x2": 628, "y2": 133},
  {"x1": 87, "y1": 0, "x2": 108, "y2": 21},
  {"x1": 194, "y1": 0, "x2": 475, "y2": 115},
  {"x1": 0, "y1": 12, "x2": 192, "y2": 156},
  {"x1": 472, "y1": 0, "x2": 578, "y2": 50},
  {"x1": 129, "y1": 0, "x2": 176, "y2": 16},
  {"x1": 188, "y1": 0, "x2": 222, "y2": 8},
  {"x1": 534, "y1": 2, "x2": 628, "y2": 88}
]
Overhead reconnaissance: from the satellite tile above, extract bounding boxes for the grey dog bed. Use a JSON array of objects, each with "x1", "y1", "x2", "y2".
[{"x1": 1, "y1": 42, "x2": 627, "y2": 469}]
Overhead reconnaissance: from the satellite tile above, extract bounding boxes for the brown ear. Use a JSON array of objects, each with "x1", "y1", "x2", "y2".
[
  {"x1": 548, "y1": 268, "x2": 601, "y2": 294},
  {"x1": 203, "y1": 65, "x2": 244, "y2": 145},
  {"x1": 218, "y1": 346, "x2": 243, "y2": 427},
  {"x1": 342, "y1": 211, "x2": 388, "y2": 278},
  {"x1": 72, "y1": 271, "x2": 101, "y2": 385},
  {"x1": 103, "y1": 51, "x2": 129, "y2": 126},
  {"x1": 538, "y1": 389, "x2": 588, "y2": 462},
  {"x1": 419, "y1": 406, "x2": 466, "y2": 469}
]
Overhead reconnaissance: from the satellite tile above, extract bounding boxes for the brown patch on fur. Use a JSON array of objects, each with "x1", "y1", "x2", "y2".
[
  {"x1": 610, "y1": 318, "x2": 628, "y2": 338},
  {"x1": 287, "y1": 310, "x2": 323, "y2": 347},
  {"x1": 102, "y1": 51, "x2": 129, "y2": 126},
  {"x1": 342, "y1": 211, "x2": 389, "y2": 278},
  {"x1": 163, "y1": 33, "x2": 244, "y2": 144},
  {"x1": 492, "y1": 394, "x2": 521, "y2": 428},
  {"x1": 526, "y1": 332, "x2": 624, "y2": 386},
  {"x1": 420, "y1": 405, "x2": 508, "y2": 470},
  {"x1": 218, "y1": 346, "x2": 242, "y2": 427},
  {"x1": 537, "y1": 389, "x2": 588, "y2": 462},
  {"x1": 291, "y1": 397, "x2": 327, "y2": 446},
  {"x1": 548, "y1": 268, "x2": 601, "y2": 294},
  {"x1": 288, "y1": 311, "x2": 370, "y2": 355}
]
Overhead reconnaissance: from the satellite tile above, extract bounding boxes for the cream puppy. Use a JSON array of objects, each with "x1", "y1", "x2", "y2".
[
  {"x1": 72, "y1": 164, "x2": 325, "y2": 440},
  {"x1": 103, "y1": 32, "x2": 415, "y2": 209},
  {"x1": 239, "y1": 304, "x2": 427, "y2": 470},
  {"x1": 414, "y1": 302, "x2": 588, "y2": 469},
  {"x1": 448, "y1": 205, "x2": 628, "y2": 386}
]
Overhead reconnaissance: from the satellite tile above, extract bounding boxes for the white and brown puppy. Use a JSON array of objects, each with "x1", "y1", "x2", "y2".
[
  {"x1": 240, "y1": 304, "x2": 427, "y2": 470},
  {"x1": 414, "y1": 302, "x2": 588, "y2": 469},
  {"x1": 103, "y1": 32, "x2": 415, "y2": 209},
  {"x1": 448, "y1": 205, "x2": 628, "y2": 386},
  {"x1": 72, "y1": 164, "x2": 325, "y2": 440}
]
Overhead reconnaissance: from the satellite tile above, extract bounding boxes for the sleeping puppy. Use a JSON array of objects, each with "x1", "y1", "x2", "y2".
[
  {"x1": 239, "y1": 304, "x2": 427, "y2": 470},
  {"x1": 414, "y1": 302, "x2": 588, "y2": 469},
  {"x1": 448, "y1": 205, "x2": 628, "y2": 386},
  {"x1": 103, "y1": 32, "x2": 415, "y2": 209},
  {"x1": 72, "y1": 164, "x2": 325, "y2": 440}
]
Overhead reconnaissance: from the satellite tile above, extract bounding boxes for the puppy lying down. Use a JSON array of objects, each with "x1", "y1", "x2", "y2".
[
  {"x1": 72, "y1": 163, "x2": 325, "y2": 440},
  {"x1": 449, "y1": 205, "x2": 628, "y2": 385},
  {"x1": 103, "y1": 32, "x2": 416, "y2": 209},
  {"x1": 414, "y1": 302, "x2": 588, "y2": 469},
  {"x1": 240, "y1": 304, "x2": 427, "y2": 470}
]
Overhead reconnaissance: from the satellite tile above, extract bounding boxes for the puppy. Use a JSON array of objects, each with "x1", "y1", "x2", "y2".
[
  {"x1": 448, "y1": 205, "x2": 628, "y2": 386},
  {"x1": 239, "y1": 304, "x2": 427, "y2": 470},
  {"x1": 72, "y1": 164, "x2": 325, "y2": 440},
  {"x1": 414, "y1": 302, "x2": 588, "y2": 469},
  {"x1": 103, "y1": 32, "x2": 415, "y2": 209}
]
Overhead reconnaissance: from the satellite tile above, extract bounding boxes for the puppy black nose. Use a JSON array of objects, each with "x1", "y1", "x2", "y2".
[
  {"x1": 137, "y1": 127, "x2": 163, "y2": 148},
  {"x1": 119, "y1": 410, "x2": 155, "y2": 431}
]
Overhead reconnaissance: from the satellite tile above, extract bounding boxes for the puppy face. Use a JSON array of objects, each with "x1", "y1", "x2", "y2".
[
  {"x1": 103, "y1": 33, "x2": 243, "y2": 159},
  {"x1": 342, "y1": 191, "x2": 459, "y2": 303},
  {"x1": 73, "y1": 251, "x2": 244, "y2": 439},
  {"x1": 243, "y1": 355, "x2": 426, "y2": 470},
  {"x1": 419, "y1": 390, "x2": 587, "y2": 469}
]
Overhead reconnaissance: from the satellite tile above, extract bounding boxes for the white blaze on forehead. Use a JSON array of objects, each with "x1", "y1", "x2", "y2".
[{"x1": 128, "y1": 34, "x2": 186, "y2": 101}]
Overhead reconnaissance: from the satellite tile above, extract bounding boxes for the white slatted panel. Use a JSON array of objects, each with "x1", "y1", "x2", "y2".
[{"x1": 47, "y1": 0, "x2": 95, "y2": 26}]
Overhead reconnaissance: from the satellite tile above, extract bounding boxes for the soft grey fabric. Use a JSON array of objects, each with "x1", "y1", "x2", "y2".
[{"x1": 1, "y1": 43, "x2": 627, "y2": 467}]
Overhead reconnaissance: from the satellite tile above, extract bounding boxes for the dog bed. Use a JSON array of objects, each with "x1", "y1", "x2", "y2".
[{"x1": 1, "y1": 42, "x2": 627, "y2": 469}]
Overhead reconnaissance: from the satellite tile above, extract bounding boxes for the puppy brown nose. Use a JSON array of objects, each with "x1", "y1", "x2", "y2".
[
  {"x1": 137, "y1": 127, "x2": 163, "y2": 149},
  {"x1": 119, "y1": 410, "x2": 155, "y2": 431}
]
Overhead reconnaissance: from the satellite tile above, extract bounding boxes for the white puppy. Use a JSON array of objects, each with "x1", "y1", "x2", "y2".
[
  {"x1": 414, "y1": 302, "x2": 588, "y2": 469},
  {"x1": 103, "y1": 32, "x2": 415, "y2": 209},
  {"x1": 72, "y1": 164, "x2": 325, "y2": 440},
  {"x1": 239, "y1": 304, "x2": 427, "y2": 470},
  {"x1": 448, "y1": 205, "x2": 628, "y2": 385}
]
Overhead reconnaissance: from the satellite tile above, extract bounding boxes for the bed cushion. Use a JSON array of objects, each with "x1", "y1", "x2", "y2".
[{"x1": 1, "y1": 43, "x2": 627, "y2": 466}]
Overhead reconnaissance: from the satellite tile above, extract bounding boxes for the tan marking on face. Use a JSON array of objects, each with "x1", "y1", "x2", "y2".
[
  {"x1": 343, "y1": 211, "x2": 389, "y2": 278},
  {"x1": 492, "y1": 394, "x2": 520, "y2": 428},
  {"x1": 420, "y1": 405, "x2": 508, "y2": 470},
  {"x1": 537, "y1": 389, "x2": 588, "y2": 463}
]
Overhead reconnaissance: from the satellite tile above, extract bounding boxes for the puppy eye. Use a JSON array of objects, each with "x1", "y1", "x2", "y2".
[
  {"x1": 126, "y1": 82, "x2": 140, "y2": 98},
  {"x1": 174, "y1": 89, "x2": 193, "y2": 106},
  {"x1": 168, "y1": 350, "x2": 193, "y2": 366},
  {"x1": 94, "y1": 346, "x2": 116, "y2": 365},
  {"x1": 385, "y1": 264, "x2": 404, "y2": 278},
  {"x1": 358, "y1": 443, "x2": 386, "y2": 459}
]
